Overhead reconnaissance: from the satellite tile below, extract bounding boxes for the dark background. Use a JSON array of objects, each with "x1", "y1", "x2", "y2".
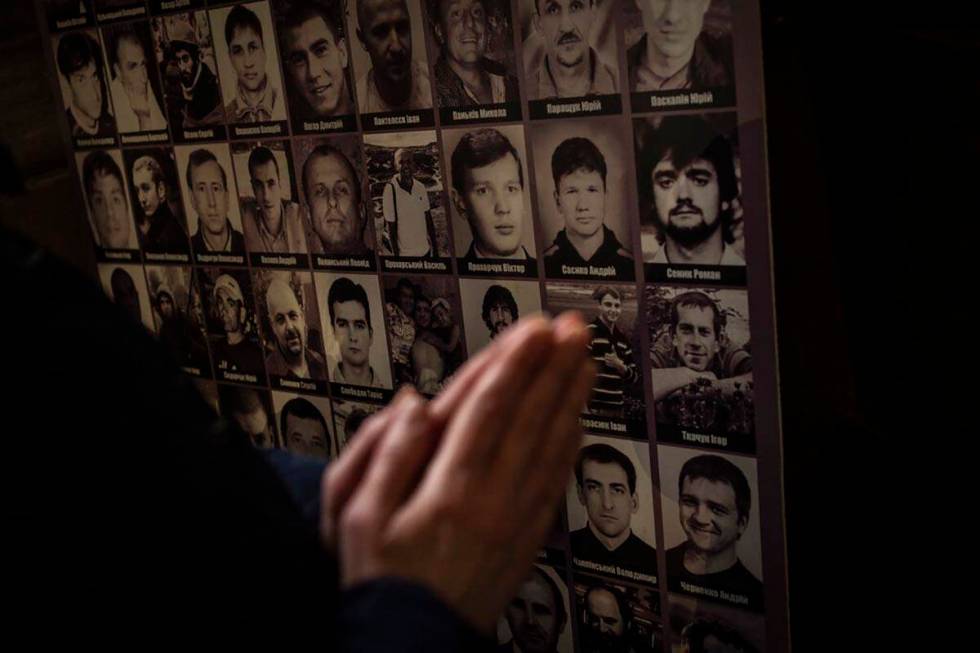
[{"x1": 3, "y1": 0, "x2": 975, "y2": 649}]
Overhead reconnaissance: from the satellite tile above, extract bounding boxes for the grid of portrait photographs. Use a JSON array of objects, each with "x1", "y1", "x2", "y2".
[{"x1": 44, "y1": 0, "x2": 782, "y2": 649}]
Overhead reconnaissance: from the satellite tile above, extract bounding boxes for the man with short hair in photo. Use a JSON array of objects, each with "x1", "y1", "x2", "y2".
[
  {"x1": 264, "y1": 278, "x2": 327, "y2": 381},
  {"x1": 666, "y1": 454, "x2": 763, "y2": 607},
  {"x1": 639, "y1": 115, "x2": 743, "y2": 266},
  {"x1": 482, "y1": 284, "x2": 517, "y2": 340},
  {"x1": 627, "y1": 0, "x2": 733, "y2": 93},
  {"x1": 650, "y1": 290, "x2": 751, "y2": 401},
  {"x1": 165, "y1": 19, "x2": 224, "y2": 127},
  {"x1": 302, "y1": 144, "x2": 371, "y2": 255},
  {"x1": 450, "y1": 128, "x2": 534, "y2": 263},
  {"x1": 427, "y1": 0, "x2": 518, "y2": 107},
  {"x1": 218, "y1": 385, "x2": 277, "y2": 448},
  {"x1": 241, "y1": 146, "x2": 307, "y2": 254},
  {"x1": 57, "y1": 32, "x2": 116, "y2": 138},
  {"x1": 105, "y1": 25, "x2": 166, "y2": 133},
  {"x1": 525, "y1": 0, "x2": 616, "y2": 99},
  {"x1": 354, "y1": 0, "x2": 433, "y2": 112},
  {"x1": 580, "y1": 583, "x2": 634, "y2": 653},
  {"x1": 328, "y1": 276, "x2": 384, "y2": 387},
  {"x1": 383, "y1": 148, "x2": 436, "y2": 257},
  {"x1": 210, "y1": 273, "x2": 265, "y2": 377},
  {"x1": 186, "y1": 149, "x2": 246, "y2": 254},
  {"x1": 131, "y1": 154, "x2": 189, "y2": 254},
  {"x1": 82, "y1": 151, "x2": 132, "y2": 249},
  {"x1": 501, "y1": 567, "x2": 567, "y2": 653},
  {"x1": 279, "y1": 396, "x2": 331, "y2": 458},
  {"x1": 279, "y1": 0, "x2": 354, "y2": 120},
  {"x1": 223, "y1": 4, "x2": 282, "y2": 123},
  {"x1": 587, "y1": 286, "x2": 638, "y2": 418},
  {"x1": 543, "y1": 137, "x2": 633, "y2": 278},
  {"x1": 570, "y1": 443, "x2": 657, "y2": 575}
]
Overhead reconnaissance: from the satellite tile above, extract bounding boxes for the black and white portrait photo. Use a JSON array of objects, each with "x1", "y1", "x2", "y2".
[
  {"x1": 121, "y1": 147, "x2": 191, "y2": 260},
  {"x1": 497, "y1": 565, "x2": 574, "y2": 653},
  {"x1": 100, "y1": 21, "x2": 168, "y2": 142},
  {"x1": 210, "y1": 1, "x2": 290, "y2": 137},
  {"x1": 97, "y1": 263, "x2": 155, "y2": 332},
  {"x1": 647, "y1": 286, "x2": 755, "y2": 452},
  {"x1": 76, "y1": 149, "x2": 140, "y2": 257},
  {"x1": 668, "y1": 594, "x2": 765, "y2": 653},
  {"x1": 199, "y1": 267, "x2": 268, "y2": 385},
  {"x1": 54, "y1": 30, "x2": 117, "y2": 147},
  {"x1": 566, "y1": 434, "x2": 657, "y2": 585},
  {"x1": 573, "y1": 575, "x2": 662, "y2": 653},
  {"x1": 458, "y1": 278, "x2": 540, "y2": 356},
  {"x1": 634, "y1": 112, "x2": 745, "y2": 285},
  {"x1": 532, "y1": 119, "x2": 636, "y2": 281},
  {"x1": 218, "y1": 384, "x2": 279, "y2": 448},
  {"x1": 658, "y1": 446, "x2": 763, "y2": 612},
  {"x1": 175, "y1": 143, "x2": 248, "y2": 264},
  {"x1": 443, "y1": 125, "x2": 538, "y2": 277},
  {"x1": 145, "y1": 265, "x2": 212, "y2": 377},
  {"x1": 273, "y1": 391, "x2": 334, "y2": 458},
  {"x1": 331, "y1": 397, "x2": 381, "y2": 451}
]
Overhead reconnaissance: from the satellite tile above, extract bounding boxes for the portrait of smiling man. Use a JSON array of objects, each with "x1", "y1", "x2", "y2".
[
  {"x1": 277, "y1": 0, "x2": 354, "y2": 122},
  {"x1": 216, "y1": 3, "x2": 287, "y2": 123},
  {"x1": 524, "y1": 0, "x2": 617, "y2": 100},
  {"x1": 450, "y1": 127, "x2": 535, "y2": 264},
  {"x1": 352, "y1": 0, "x2": 433, "y2": 112},
  {"x1": 301, "y1": 142, "x2": 372, "y2": 256},
  {"x1": 426, "y1": 0, "x2": 519, "y2": 107},
  {"x1": 262, "y1": 276, "x2": 327, "y2": 382},
  {"x1": 569, "y1": 442, "x2": 657, "y2": 577},
  {"x1": 665, "y1": 453, "x2": 763, "y2": 610}
]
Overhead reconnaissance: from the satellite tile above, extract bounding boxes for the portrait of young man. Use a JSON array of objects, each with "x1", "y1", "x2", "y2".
[
  {"x1": 236, "y1": 144, "x2": 308, "y2": 256},
  {"x1": 78, "y1": 149, "x2": 138, "y2": 252},
  {"x1": 158, "y1": 13, "x2": 226, "y2": 131},
  {"x1": 425, "y1": 0, "x2": 519, "y2": 109},
  {"x1": 124, "y1": 149, "x2": 190, "y2": 256},
  {"x1": 586, "y1": 286, "x2": 639, "y2": 419},
  {"x1": 664, "y1": 452, "x2": 764, "y2": 611},
  {"x1": 276, "y1": 394, "x2": 333, "y2": 459},
  {"x1": 447, "y1": 126, "x2": 537, "y2": 274},
  {"x1": 55, "y1": 30, "x2": 117, "y2": 144},
  {"x1": 206, "y1": 271, "x2": 267, "y2": 384},
  {"x1": 260, "y1": 275, "x2": 328, "y2": 385},
  {"x1": 101, "y1": 22, "x2": 168, "y2": 136},
  {"x1": 322, "y1": 275, "x2": 390, "y2": 389},
  {"x1": 217, "y1": 384, "x2": 279, "y2": 449},
  {"x1": 568, "y1": 442, "x2": 657, "y2": 579},
  {"x1": 276, "y1": 0, "x2": 356, "y2": 130},
  {"x1": 179, "y1": 146, "x2": 247, "y2": 259},
  {"x1": 498, "y1": 565, "x2": 570, "y2": 653},
  {"x1": 298, "y1": 139, "x2": 374, "y2": 260},
  {"x1": 635, "y1": 114, "x2": 744, "y2": 270},
  {"x1": 522, "y1": 0, "x2": 617, "y2": 100},
  {"x1": 542, "y1": 135, "x2": 634, "y2": 280},
  {"x1": 626, "y1": 0, "x2": 734, "y2": 95},
  {"x1": 212, "y1": 2, "x2": 288, "y2": 127},
  {"x1": 349, "y1": 0, "x2": 434, "y2": 114}
]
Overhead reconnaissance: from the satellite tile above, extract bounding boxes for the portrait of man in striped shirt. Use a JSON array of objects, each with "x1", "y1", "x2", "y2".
[{"x1": 587, "y1": 285, "x2": 638, "y2": 419}]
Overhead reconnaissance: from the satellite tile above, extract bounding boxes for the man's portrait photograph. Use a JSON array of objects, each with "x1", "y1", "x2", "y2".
[
  {"x1": 100, "y1": 21, "x2": 168, "y2": 137},
  {"x1": 658, "y1": 446, "x2": 764, "y2": 612},
  {"x1": 314, "y1": 271, "x2": 393, "y2": 390},
  {"x1": 230, "y1": 140, "x2": 310, "y2": 258},
  {"x1": 572, "y1": 576, "x2": 663, "y2": 653},
  {"x1": 424, "y1": 0, "x2": 520, "y2": 113},
  {"x1": 54, "y1": 29, "x2": 117, "y2": 146},
  {"x1": 253, "y1": 269, "x2": 329, "y2": 390},
  {"x1": 364, "y1": 130, "x2": 452, "y2": 264},
  {"x1": 175, "y1": 143, "x2": 248, "y2": 261},
  {"x1": 623, "y1": 0, "x2": 735, "y2": 107},
  {"x1": 443, "y1": 125, "x2": 538, "y2": 276},
  {"x1": 647, "y1": 286, "x2": 755, "y2": 451},
  {"x1": 272, "y1": 391, "x2": 334, "y2": 459},
  {"x1": 532, "y1": 118, "x2": 636, "y2": 281},
  {"x1": 565, "y1": 435, "x2": 657, "y2": 583},
  {"x1": 121, "y1": 147, "x2": 191, "y2": 258},
  {"x1": 496, "y1": 564, "x2": 574, "y2": 653},
  {"x1": 199, "y1": 267, "x2": 268, "y2": 385},
  {"x1": 458, "y1": 278, "x2": 541, "y2": 356},
  {"x1": 210, "y1": 2, "x2": 289, "y2": 130},
  {"x1": 76, "y1": 149, "x2": 140, "y2": 253},
  {"x1": 150, "y1": 12, "x2": 227, "y2": 137},
  {"x1": 634, "y1": 112, "x2": 745, "y2": 281},
  {"x1": 97, "y1": 263, "x2": 156, "y2": 333},
  {"x1": 274, "y1": 0, "x2": 357, "y2": 132},
  {"x1": 668, "y1": 594, "x2": 765, "y2": 653},
  {"x1": 218, "y1": 384, "x2": 279, "y2": 448},
  {"x1": 345, "y1": 0, "x2": 435, "y2": 116},
  {"x1": 145, "y1": 264, "x2": 212, "y2": 376},
  {"x1": 294, "y1": 134, "x2": 376, "y2": 264},
  {"x1": 331, "y1": 397, "x2": 381, "y2": 452}
]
